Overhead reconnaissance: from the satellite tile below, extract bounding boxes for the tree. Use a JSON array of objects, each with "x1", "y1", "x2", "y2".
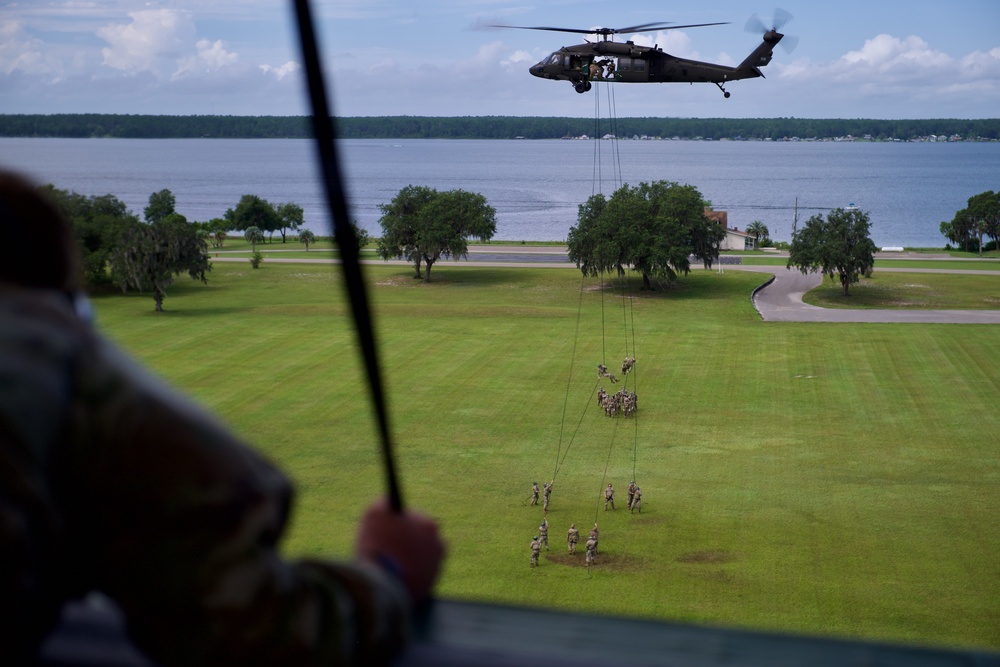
[
  {"x1": 745, "y1": 220, "x2": 769, "y2": 249},
  {"x1": 299, "y1": 229, "x2": 316, "y2": 250},
  {"x1": 351, "y1": 221, "x2": 370, "y2": 252},
  {"x1": 377, "y1": 186, "x2": 496, "y2": 282},
  {"x1": 109, "y1": 214, "x2": 211, "y2": 311},
  {"x1": 226, "y1": 195, "x2": 281, "y2": 242},
  {"x1": 787, "y1": 207, "x2": 877, "y2": 296},
  {"x1": 965, "y1": 191, "x2": 1000, "y2": 257},
  {"x1": 377, "y1": 185, "x2": 436, "y2": 279},
  {"x1": 275, "y1": 202, "x2": 304, "y2": 243},
  {"x1": 244, "y1": 226, "x2": 265, "y2": 252},
  {"x1": 567, "y1": 180, "x2": 722, "y2": 290},
  {"x1": 144, "y1": 189, "x2": 176, "y2": 224},
  {"x1": 206, "y1": 218, "x2": 229, "y2": 248}
]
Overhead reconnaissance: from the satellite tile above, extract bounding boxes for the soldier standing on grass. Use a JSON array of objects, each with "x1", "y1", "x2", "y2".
[
  {"x1": 604, "y1": 483, "x2": 615, "y2": 510},
  {"x1": 530, "y1": 481, "x2": 539, "y2": 506},
  {"x1": 530, "y1": 535, "x2": 542, "y2": 568},
  {"x1": 631, "y1": 487, "x2": 642, "y2": 514},
  {"x1": 585, "y1": 537, "x2": 597, "y2": 566},
  {"x1": 567, "y1": 523, "x2": 579, "y2": 553},
  {"x1": 542, "y1": 480, "x2": 553, "y2": 511},
  {"x1": 539, "y1": 518, "x2": 549, "y2": 551},
  {"x1": 589, "y1": 523, "x2": 599, "y2": 554},
  {"x1": 627, "y1": 480, "x2": 637, "y2": 509}
]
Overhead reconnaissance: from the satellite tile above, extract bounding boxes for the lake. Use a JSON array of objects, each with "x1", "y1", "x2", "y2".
[{"x1": 1, "y1": 137, "x2": 997, "y2": 248}]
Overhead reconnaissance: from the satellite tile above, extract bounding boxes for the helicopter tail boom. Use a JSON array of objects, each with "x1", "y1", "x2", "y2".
[{"x1": 736, "y1": 29, "x2": 782, "y2": 73}]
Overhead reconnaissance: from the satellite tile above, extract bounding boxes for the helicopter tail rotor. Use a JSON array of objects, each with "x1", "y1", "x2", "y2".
[{"x1": 745, "y1": 9, "x2": 797, "y2": 53}]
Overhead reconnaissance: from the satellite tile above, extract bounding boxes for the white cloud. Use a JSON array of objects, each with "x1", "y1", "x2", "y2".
[
  {"x1": 0, "y1": 19, "x2": 61, "y2": 78},
  {"x1": 173, "y1": 39, "x2": 239, "y2": 79},
  {"x1": 259, "y1": 61, "x2": 300, "y2": 80},
  {"x1": 98, "y1": 9, "x2": 195, "y2": 75}
]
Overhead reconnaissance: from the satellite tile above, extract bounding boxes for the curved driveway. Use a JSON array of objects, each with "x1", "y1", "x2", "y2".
[{"x1": 736, "y1": 265, "x2": 1000, "y2": 324}]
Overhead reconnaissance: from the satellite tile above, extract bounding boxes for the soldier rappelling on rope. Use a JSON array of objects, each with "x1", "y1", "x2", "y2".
[
  {"x1": 542, "y1": 480, "x2": 553, "y2": 511},
  {"x1": 621, "y1": 356, "x2": 635, "y2": 376},
  {"x1": 597, "y1": 363, "x2": 618, "y2": 383}
]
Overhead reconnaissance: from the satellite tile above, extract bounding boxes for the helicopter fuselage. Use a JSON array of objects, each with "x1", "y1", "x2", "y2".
[{"x1": 529, "y1": 30, "x2": 783, "y2": 96}]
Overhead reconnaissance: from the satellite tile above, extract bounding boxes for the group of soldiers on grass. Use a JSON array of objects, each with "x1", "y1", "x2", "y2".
[
  {"x1": 528, "y1": 480, "x2": 642, "y2": 569},
  {"x1": 597, "y1": 357, "x2": 637, "y2": 418}
]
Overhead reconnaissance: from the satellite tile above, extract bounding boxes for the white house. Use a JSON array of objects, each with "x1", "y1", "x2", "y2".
[{"x1": 705, "y1": 208, "x2": 755, "y2": 250}]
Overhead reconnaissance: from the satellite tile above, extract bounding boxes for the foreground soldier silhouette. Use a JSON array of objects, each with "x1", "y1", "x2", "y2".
[{"x1": 0, "y1": 171, "x2": 445, "y2": 666}]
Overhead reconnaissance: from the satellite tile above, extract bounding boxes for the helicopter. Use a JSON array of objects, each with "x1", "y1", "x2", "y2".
[{"x1": 495, "y1": 11, "x2": 794, "y2": 97}]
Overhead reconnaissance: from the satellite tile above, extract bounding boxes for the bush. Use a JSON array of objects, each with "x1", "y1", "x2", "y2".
[{"x1": 249, "y1": 251, "x2": 264, "y2": 269}]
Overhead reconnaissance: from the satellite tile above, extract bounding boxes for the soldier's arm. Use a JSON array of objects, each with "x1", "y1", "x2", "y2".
[{"x1": 72, "y1": 341, "x2": 417, "y2": 666}]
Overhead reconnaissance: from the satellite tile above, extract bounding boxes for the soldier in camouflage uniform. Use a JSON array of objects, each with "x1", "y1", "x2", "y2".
[
  {"x1": 530, "y1": 481, "x2": 540, "y2": 506},
  {"x1": 542, "y1": 480, "x2": 553, "y2": 511},
  {"x1": 585, "y1": 537, "x2": 598, "y2": 566},
  {"x1": 0, "y1": 171, "x2": 445, "y2": 667},
  {"x1": 538, "y1": 518, "x2": 549, "y2": 550},
  {"x1": 604, "y1": 483, "x2": 615, "y2": 510},
  {"x1": 631, "y1": 486, "x2": 643, "y2": 513},
  {"x1": 589, "y1": 523, "x2": 600, "y2": 554},
  {"x1": 530, "y1": 536, "x2": 542, "y2": 568},
  {"x1": 567, "y1": 523, "x2": 580, "y2": 553},
  {"x1": 627, "y1": 480, "x2": 637, "y2": 509}
]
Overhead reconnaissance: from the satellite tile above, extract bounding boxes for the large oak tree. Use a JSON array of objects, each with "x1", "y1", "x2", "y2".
[
  {"x1": 377, "y1": 186, "x2": 496, "y2": 282},
  {"x1": 787, "y1": 207, "x2": 877, "y2": 296},
  {"x1": 567, "y1": 180, "x2": 723, "y2": 290}
]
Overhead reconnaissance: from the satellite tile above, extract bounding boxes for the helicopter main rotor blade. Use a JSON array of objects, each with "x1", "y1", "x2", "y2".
[
  {"x1": 617, "y1": 21, "x2": 728, "y2": 33},
  {"x1": 491, "y1": 20, "x2": 728, "y2": 37},
  {"x1": 490, "y1": 24, "x2": 603, "y2": 35}
]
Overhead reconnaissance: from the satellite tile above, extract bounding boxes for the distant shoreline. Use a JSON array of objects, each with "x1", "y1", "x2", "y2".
[{"x1": 2, "y1": 114, "x2": 998, "y2": 142}]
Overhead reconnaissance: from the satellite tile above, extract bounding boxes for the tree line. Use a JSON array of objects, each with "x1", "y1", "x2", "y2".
[
  {"x1": 3, "y1": 114, "x2": 999, "y2": 141},
  {"x1": 45, "y1": 185, "x2": 316, "y2": 310}
]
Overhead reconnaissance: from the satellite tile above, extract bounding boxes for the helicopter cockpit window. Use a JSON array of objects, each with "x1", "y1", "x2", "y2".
[{"x1": 547, "y1": 53, "x2": 563, "y2": 66}]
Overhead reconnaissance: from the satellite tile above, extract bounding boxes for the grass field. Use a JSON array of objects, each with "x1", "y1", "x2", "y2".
[{"x1": 91, "y1": 262, "x2": 1000, "y2": 651}]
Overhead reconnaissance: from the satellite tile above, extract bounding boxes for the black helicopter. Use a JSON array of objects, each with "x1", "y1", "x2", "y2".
[{"x1": 496, "y1": 11, "x2": 794, "y2": 97}]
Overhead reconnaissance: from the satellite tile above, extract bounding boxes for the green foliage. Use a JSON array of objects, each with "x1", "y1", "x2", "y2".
[
  {"x1": 144, "y1": 188, "x2": 176, "y2": 224},
  {"x1": 108, "y1": 214, "x2": 211, "y2": 311},
  {"x1": 377, "y1": 185, "x2": 496, "y2": 282},
  {"x1": 249, "y1": 251, "x2": 264, "y2": 269},
  {"x1": 244, "y1": 226, "x2": 265, "y2": 252},
  {"x1": 275, "y1": 201, "x2": 304, "y2": 243},
  {"x1": 745, "y1": 220, "x2": 769, "y2": 248},
  {"x1": 299, "y1": 229, "x2": 317, "y2": 250},
  {"x1": 567, "y1": 181, "x2": 723, "y2": 289},
  {"x1": 42, "y1": 185, "x2": 139, "y2": 286},
  {"x1": 227, "y1": 194, "x2": 281, "y2": 239},
  {"x1": 787, "y1": 208, "x2": 878, "y2": 296}
]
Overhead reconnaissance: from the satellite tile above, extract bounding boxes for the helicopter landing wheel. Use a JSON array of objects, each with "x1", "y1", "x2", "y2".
[
  {"x1": 724, "y1": 91, "x2": 731, "y2": 98},
  {"x1": 574, "y1": 81, "x2": 589, "y2": 94}
]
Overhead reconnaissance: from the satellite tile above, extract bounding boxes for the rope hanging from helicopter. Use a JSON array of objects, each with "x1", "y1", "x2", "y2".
[{"x1": 549, "y1": 74, "x2": 641, "y2": 508}]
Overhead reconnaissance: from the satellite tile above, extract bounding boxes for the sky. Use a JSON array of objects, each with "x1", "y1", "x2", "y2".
[{"x1": 2, "y1": 1, "x2": 999, "y2": 119}]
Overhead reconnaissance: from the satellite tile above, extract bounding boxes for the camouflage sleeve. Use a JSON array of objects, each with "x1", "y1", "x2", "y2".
[{"x1": 63, "y1": 321, "x2": 411, "y2": 665}]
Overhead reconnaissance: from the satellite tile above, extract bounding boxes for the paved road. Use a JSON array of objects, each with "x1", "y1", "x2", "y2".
[
  {"x1": 735, "y1": 265, "x2": 1000, "y2": 323},
  {"x1": 213, "y1": 247, "x2": 1000, "y2": 324}
]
